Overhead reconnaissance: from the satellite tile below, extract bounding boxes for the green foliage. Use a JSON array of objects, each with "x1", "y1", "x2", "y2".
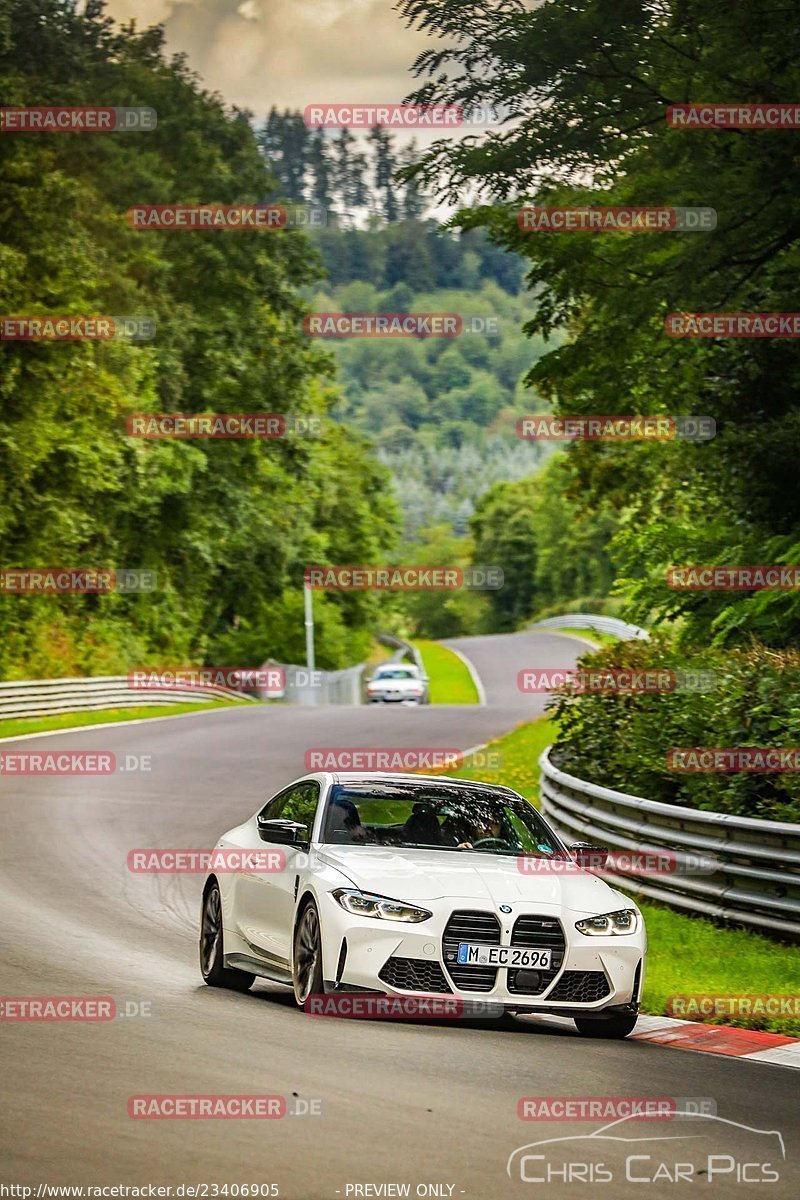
[
  {"x1": 402, "y1": 0, "x2": 800, "y2": 648},
  {"x1": 0, "y1": 0, "x2": 399, "y2": 677},
  {"x1": 549, "y1": 637, "x2": 800, "y2": 821},
  {"x1": 470, "y1": 454, "x2": 619, "y2": 631},
  {"x1": 312, "y1": 248, "x2": 547, "y2": 537},
  {"x1": 390, "y1": 525, "x2": 490, "y2": 638}
]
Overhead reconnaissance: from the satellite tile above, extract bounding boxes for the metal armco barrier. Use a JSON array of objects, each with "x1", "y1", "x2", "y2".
[
  {"x1": 263, "y1": 662, "x2": 366, "y2": 706},
  {"x1": 539, "y1": 746, "x2": 800, "y2": 940},
  {"x1": 378, "y1": 632, "x2": 426, "y2": 674},
  {"x1": 0, "y1": 675, "x2": 256, "y2": 721},
  {"x1": 530, "y1": 614, "x2": 650, "y2": 641}
]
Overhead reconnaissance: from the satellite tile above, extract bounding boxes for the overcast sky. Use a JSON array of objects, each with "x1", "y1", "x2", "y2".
[{"x1": 105, "y1": 0, "x2": 432, "y2": 119}]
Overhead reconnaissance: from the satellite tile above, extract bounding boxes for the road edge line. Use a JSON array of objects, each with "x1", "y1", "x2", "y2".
[
  {"x1": 445, "y1": 645, "x2": 487, "y2": 706},
  {"x1": 0, "y1": 703, "x2": 255, "y2": 745}
]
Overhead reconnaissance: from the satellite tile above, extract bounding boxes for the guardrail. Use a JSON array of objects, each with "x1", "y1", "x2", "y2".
[
  {"x1": 530, "y1": 614, "x2": 650, "y2": 641},
  {"x1": 261, "y1": 661, "x2": 366, "y2": 706},
  {"x1": 539, "y1": 746, "x2": 800, "y2": 940},
  {"x1": 0, "y1": 675, "x2": 256, "y2": 722},
  {"x1": 377, "y1": 633, "x2": 426, "y2": 674}
]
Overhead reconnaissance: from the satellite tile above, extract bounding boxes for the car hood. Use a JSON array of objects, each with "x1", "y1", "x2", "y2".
[{"x1": 317, "y1": 845, "x2": 624, "y2": 914}]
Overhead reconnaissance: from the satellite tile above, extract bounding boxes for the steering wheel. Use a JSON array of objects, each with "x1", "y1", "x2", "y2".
[{"x1": 471, "y1": 837, "x2": 511, "y2": 850}]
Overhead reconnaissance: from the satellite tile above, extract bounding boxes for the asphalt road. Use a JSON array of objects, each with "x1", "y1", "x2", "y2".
[{"x1": 0, "y1": 631, "x2": 797, "y2": 1198}]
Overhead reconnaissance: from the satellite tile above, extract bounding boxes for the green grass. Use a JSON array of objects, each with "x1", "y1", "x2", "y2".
[
  {"x1": 641, "y1": 903, "x2": 800, "y2": 1037},
  {"x1": 412, "y1": 639, "x2": 480, "y2": 705},
  {"x1": 0, "y1": 698, "x2": 247, "y2": 741},
  {"x1": 449, "y1": 715, "x2": 800, "y2": 1035},
  {"x1": 449, "y1": 716, "x2": 556, "y2": 801}
]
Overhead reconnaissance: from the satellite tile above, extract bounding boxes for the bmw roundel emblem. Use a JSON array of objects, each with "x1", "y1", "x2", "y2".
[{"x1": 499, "y1": 904, "x2": 512, "y2": 913}]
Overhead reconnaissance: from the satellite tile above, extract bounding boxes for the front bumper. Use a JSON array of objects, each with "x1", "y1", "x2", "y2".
[{"x1": 320, "y1": 894, "x2": 645, "y2": 1014}]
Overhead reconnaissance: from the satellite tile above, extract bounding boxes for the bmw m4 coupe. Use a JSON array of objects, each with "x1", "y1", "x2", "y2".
[{"x1": 200, "y1": 773, "x2": 646, "y2": 1037}]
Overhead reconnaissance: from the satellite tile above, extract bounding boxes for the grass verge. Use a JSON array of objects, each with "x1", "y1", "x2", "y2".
[
  {"x1": 449, "y1": 715, "x2": 800, "y2": 1036},
  {"x1": 412, "y1": 639, "x2": 480, "y2": 705},
  {"x1": 547, "y1": 627, "x2": 618, "y2": 648},
  {"x1": 0, "y1": 699, "x2": 247, "y2": 741}
]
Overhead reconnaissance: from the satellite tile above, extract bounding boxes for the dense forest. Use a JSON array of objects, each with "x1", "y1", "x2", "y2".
[{"x1": 0, "y1": 0, "x2": 400, "y2": 676}]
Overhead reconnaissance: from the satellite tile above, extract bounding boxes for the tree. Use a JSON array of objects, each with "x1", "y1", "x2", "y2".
[
  {"x1": 367, "y1": 126, "x2": 399, "y2": 221},
  {"x1": 401, "y1": 0, "x2": 800, "y2": 646},
  {"x1": 0, "y1": 0, "x2": 399, "y2": 677}
]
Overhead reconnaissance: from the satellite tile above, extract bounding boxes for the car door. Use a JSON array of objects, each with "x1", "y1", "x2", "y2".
[{"x1": 233, "y1": 781, "x2": 321, "y2": 970}]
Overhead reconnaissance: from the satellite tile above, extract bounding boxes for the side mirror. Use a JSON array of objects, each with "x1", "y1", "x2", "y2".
[
  {"x1": 569, "y1": 842, "x2": 610, "y2": 871},
  {"x1": 257, "y1": 817, "x2": 309, "y2": 845}
]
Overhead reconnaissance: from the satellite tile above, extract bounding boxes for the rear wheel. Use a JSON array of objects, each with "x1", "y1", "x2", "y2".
[
  {"x1": 200, "y1": 881, "x2": 254, "y2": 991},
  {"x1": 293, "y1": 899, "x2": 324, "y2": 1007},
  {"x1": 574, "y1": 1012, "x2": 638, "y2": 1039}
]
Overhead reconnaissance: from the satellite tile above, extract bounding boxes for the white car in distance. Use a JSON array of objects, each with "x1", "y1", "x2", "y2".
[{"x1": 366, "y1": 661, "x2": 429, "y2": 705}]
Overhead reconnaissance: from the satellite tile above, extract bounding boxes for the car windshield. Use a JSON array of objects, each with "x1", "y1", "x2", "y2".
[
  {"x1": 321, "y1": 781, "x2": 567, "y2": 858},
  {"x1": 373, "y1": 667, "x2": 416, "y2": 680}
]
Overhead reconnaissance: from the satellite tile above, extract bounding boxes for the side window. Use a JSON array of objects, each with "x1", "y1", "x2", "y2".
[
  {"x1": 281, "y1": 782, "x2": 321, "y2": 832},
  {"x1": 259, "y1": 782, "x2": 320, "y2": 832}
]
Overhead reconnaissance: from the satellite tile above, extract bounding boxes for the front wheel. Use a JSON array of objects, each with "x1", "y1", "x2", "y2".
[
  {"x1": 574, "y1": 1012, "x2": 638, "y2": 1039},
  {"x1": 200, "y1": 881, "x2": 254, "y2": 991},
  {"x1": 293, "y1": 899, "x2": 324, "y2": 1007}
]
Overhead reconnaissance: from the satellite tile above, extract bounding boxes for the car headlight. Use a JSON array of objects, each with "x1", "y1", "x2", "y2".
[
  {"x1": 331, "y1": 888, "x2": 432, "y2": 923},
  {"x1": 575, "y1": 909, "x2": 639, "y2": 936}
]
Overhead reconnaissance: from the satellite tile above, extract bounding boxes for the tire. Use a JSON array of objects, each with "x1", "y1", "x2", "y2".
[
  {"x1": 200, "y1": 881, "x2": 254, "y2": 992},
  {"x1": 574, "y1": 1012, "x2": 638, "y2": 1039},
  {"x1": 293, "y1": 898, "x2": 324, "y2": 1007}
]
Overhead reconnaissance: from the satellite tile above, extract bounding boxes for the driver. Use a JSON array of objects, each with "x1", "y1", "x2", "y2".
[{"x1": 457, "y1": 812, "x2": 503, "y2": 850}]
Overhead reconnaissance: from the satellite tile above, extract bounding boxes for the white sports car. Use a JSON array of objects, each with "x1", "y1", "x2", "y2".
[{"x1": 200, "y1": 773, "x2": 646, "y2": 1037}]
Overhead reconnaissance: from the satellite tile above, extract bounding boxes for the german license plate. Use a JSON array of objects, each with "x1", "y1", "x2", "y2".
[{"x1": 457, "y1": 944, "x2": 552, "y2": 968}]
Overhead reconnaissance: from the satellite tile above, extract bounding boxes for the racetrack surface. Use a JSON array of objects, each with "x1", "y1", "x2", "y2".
[{"x1": 1, "y1": 631, "x2": 797, "y2": 1198}]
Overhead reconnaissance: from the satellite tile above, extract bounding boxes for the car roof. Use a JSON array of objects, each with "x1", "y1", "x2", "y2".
[{"x1": 328, "y1": 771, "x2": 518, "y2": 795}]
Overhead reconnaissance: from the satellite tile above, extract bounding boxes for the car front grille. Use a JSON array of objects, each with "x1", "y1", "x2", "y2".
[
  {"x1": 378, "y1": 956, "x2": 452, "y2": 993},
  {"x1": 507, "y1": 914, "x2": 566, "y2": 995},
  {"x1": 547, "y1": 970, "x2": 611, "y2": 1004},
  {"x1": 443, "y1": 911, "x2": 501, "y2": 992}
]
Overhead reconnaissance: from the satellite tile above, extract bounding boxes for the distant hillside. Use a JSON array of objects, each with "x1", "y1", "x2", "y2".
[{"x1": 307, "y1": 222, "x2": 553, "y2": 539}]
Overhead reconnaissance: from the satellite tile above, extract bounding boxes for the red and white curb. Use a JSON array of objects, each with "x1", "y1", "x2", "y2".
[
  {"x1": 527, "y1": 1012, "x2": 800, "y2": 1069},
  {"x1": 630, "y1": 1013, "x2": 800, "y2": 1068}
]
